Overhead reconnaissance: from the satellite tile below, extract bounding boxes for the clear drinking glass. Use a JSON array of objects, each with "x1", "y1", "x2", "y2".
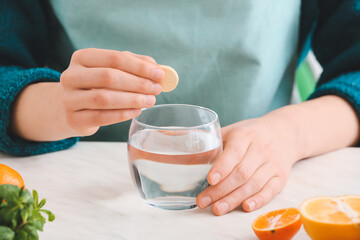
[{"x1": 127, "y1": 104, "x2": 222, "y2": 210}]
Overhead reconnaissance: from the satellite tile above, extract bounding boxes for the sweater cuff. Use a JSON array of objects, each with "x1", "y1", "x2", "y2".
[
  {"x1": 309, "y1": 71, "x2": 360, "y2": 146},
  {"x1": 0, "y1": 66, "x2": 78, "y2": 156}
]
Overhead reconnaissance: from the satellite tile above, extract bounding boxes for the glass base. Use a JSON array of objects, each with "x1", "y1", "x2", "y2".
[{"x1": 145, "y1": 196, "x2": 198, "y2": 210}]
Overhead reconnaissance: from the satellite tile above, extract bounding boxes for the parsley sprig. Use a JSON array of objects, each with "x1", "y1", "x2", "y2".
[{"x1": 0, "y1": 185, "x2": 55, "y2": 240}]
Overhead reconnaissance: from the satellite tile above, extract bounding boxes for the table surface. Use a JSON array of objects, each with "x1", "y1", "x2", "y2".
[{"x1": 1, "y1": 142, "x2": 359, "y2": 240}]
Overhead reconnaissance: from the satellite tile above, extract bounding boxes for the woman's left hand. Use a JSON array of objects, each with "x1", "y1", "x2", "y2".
[{"x1": 196, "y1": 115, "x2": 300, "y2": 215}]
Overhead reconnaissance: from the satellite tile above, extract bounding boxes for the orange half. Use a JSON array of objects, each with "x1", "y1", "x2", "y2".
[
  {"x1": 300, "y1": 195, "x2": 360, "y2": 240},
  {"x1": 252, "y1": 207, "x2": 301, "y2": 240}
]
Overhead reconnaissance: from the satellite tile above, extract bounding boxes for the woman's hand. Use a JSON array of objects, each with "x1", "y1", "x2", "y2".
[
  {"x1": 196, "y1": 113, "x2": 300, "y2": 215},
  {"x1": 197, "y1": 95, "x2": 360, "y2": 216},
  {"x1": 11, "y1": 49, "x2": 164, "y2": 141},
  {"x1": 60, "y1": 48, "x2": 164, "y2": 136}
]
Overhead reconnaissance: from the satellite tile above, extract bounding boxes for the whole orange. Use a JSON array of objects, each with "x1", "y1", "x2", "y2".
[{"x1": 0, "y1": 164, "x2": 25, "y2": 188}]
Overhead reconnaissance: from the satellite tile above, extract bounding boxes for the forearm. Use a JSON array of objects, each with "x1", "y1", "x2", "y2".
[
  {"x1": 263, "y1": 95, "x2": 360, "y2": 160},
  {"x1": 10, "y1": 82, "x2": 71, "y2": 141}
]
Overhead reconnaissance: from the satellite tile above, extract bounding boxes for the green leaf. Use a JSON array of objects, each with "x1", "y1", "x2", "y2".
[
  {"x1": 0, "y1": 204, "x2": 20, "y2": 228},
  {"x1": 0, "y1": 185, "x2": 21, "y2": 204},
  {"x1": 32, "y1": 210, "x2": 46, "y2": 224},
  {"x1": 32, "y1": 191, "x2": 38, "y2": 208},
  {"x1": 19, "y1": 190, "x2": 33, "y2": 207},
  {"x1": 39, "y1": 209, "x2": 55, "y2": 222},
  {"x1": 14, "y1": 229, "x2": 27, "y2": 240},
  {"x1": 11, "y1": 218, "x2": 18, "y2": 230},
  {"x1": 20, "y1": 208, "x2": 30, "y2": 223},
  {"x1": 27, "y1": 219, "x2": 44, "y2": 232},
  {"x1": 21, "y1": 225, "x2": 39, "y2": 240},
  {"x1": 28, "y1": 210, "x2": 45, "y2": 231},
  {"x1": 0, "y1": 226, "x2": 15, "y2": 240},
  {"x1": 37, "y1": 199, "x2": 46, "y2": 209}
]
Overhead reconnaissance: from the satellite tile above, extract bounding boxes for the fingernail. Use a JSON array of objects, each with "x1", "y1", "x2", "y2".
[
  {"x1": 152, "y1": 68, "x2": 165, "y2": 80},
  {"x1": 247, "y1": 200, "x2": 256, "y2": 210},
  {"x1": 145, "y1": 95, "x2": 155, "y2": 106},
  {"x1": 211, "y1": 172, "x2": 221, "y2": 185},
  {"x1": 152, "y1": 83, "x2": 162, "y2": 94},
  {"x1": 199, "y1": 196, "x2": 211, "y2": 208},
  {"x1": 217, "y1": 202, "x2": 229, "y2": 214}
]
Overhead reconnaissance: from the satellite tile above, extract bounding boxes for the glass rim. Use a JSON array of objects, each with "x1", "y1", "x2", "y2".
[{"x1": 133, "y1": 104, "x2": 219, "y2": 130}]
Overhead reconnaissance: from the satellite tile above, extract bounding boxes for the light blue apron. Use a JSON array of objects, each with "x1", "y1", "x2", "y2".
[{"x1": 48, "y1": 0, "x2": 300, "y2": 141}]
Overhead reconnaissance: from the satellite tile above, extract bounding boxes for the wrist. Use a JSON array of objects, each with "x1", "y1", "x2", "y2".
[
  {"x1": 261, "y1": 95, "x2": 360, "y2": 161},
  {"x1": 11, "y1": 82, "x2": 74, "y2": 141},
  {"x1": 261, "y1": 105, "x2": 305, "y2": 162},
  {"x1": 51, "y1": 83, "x2": 78, "y2": 139}
]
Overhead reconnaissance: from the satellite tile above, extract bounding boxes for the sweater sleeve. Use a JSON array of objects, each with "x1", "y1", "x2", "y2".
[
  {"x1": 0, "y1": 0, "x2": 78, "y2": 156},
  {"x1": 309, "y1": 1, "x2": 360, "y2": 140}
]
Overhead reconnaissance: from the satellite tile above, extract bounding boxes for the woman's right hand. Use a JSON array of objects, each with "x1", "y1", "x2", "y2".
[{"x1": 60, "y1": 48, "x2": 164, "y2": 136}]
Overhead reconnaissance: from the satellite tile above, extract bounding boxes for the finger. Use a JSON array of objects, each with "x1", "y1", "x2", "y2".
[
  {"x1": 130, "y1": 53, "x2": 157, "y2": 64},
  {"x1": 211, "y1": 163, "x2": 275, "y2": 216},
  {"x1": 61, "y1": 67, "x2": 162, "y2": 94},
  {"x1": 207, "y1": 138, "x2": 251, "y2": 186},
  {"x1": 64, "y1": 89, "x2": 156, "y2": 111},
  {"x1": 207, "y1": 139, "x2": 255, "y2": 185},
  {"x1": 242, "y1": 176, "x2": 284, "y2": 212},
  {"x1": 71, "y1": 48, "x2": 164, "y2": 81},
  {"x1": 198, "y1": 149, "x2": 265, "y2": 209},
  {"x1": 67, "y1": 109, "x2": 142, "y2": 132}
]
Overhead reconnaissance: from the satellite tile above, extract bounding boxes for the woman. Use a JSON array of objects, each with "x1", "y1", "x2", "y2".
[{"x1": 1, "y1": 0, "x2": 359, "y2": 215}]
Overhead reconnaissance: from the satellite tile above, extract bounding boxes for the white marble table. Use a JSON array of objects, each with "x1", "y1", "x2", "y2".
[{"x1": 1, "y1": 142, "x2": 359, "y2": 240}]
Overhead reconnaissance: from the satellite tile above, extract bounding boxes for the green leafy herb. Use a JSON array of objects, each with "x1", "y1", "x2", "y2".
[{"x1": 0, "y1": 185, "x2": 55, "y2": 240}]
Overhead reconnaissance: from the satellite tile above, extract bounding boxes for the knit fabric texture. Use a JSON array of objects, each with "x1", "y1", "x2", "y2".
[{"x1": 0, "y1": 67, "x2": 78, "y2": 156}]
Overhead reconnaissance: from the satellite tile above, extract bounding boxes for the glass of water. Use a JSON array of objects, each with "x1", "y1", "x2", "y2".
[{"x1": 127, "y1": 104, "x2": 222, "y2": 210}]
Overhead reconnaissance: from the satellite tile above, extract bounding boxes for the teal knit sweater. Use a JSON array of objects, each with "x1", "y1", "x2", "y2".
[{"x1": 1, "y1": 0, "x2": 359, "y2": 156}]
